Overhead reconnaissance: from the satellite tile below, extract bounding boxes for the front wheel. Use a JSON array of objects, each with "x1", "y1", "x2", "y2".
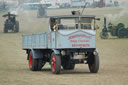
[
  {"x1": 51, "y1": 53, "x2": 61, "y2": 74},
  {"x1": 88, "y1": 53, "x2": 99, "y2": 73}
]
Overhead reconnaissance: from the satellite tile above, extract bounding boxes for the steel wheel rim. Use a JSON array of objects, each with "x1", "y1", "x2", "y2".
[
  {"x1": 51, "y1": 56, "x2": 56, "y2": 71},
  {"x1": 29, "y1": 54, "x2": 33, "y2": 68}
]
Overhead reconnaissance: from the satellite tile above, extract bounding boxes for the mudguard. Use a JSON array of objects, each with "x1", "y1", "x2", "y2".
[
  {"x1": 31, "y1": 49, "x2": 44, "y2": 59},
  {"x1": 52, "y1": 49, "x2": 60, "y2": 54}
]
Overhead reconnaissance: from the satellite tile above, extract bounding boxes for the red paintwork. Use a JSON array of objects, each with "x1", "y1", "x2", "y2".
[
  {"x1": 68, "y1": 34, "x2": 92, "y2": 40},
  {"x1": 70, "y1": 40, "x2": 89, "y2": 43},
  {"x1": 51, "y1": 56, "x2": 56, "y2": 71},
  {"x1": 72, "y1": 44, "x2": 90, "y2": 47},
  {"x1": 29, "y1": 53, "x2": 32, "y2": 68}
]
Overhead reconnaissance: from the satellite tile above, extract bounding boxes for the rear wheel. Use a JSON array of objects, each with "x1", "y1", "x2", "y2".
[
  {"x1": 28, "y1": 51, "x2": 43, "y2": 71},
  {"x1": 14, "y1": 21, "x2": 19, "y2": 32},
  {"x1": 51, "y1": 53, "x2": 61, "y2": 74},
  {"x1": 62, "y1": 57, "x2": 75, "y2": 70},
  {"x1": 4, "y1": 23, "x2": 8, "y2": 33},
  {"x1": 37, "y1": 59, "x2": 45, "y2": 71},
  {"x1": 88, "y1": 52, "x2": 99, "y2": 73},
  {"x1": 117, "y1": 28, "x2": 128, "y2": 38},
  {"x1": 100, "y1": 32, "x2": 108, "y2": 39},
  {"x1": 62, "y1": 63, "x2": 75, "y2": 70}
]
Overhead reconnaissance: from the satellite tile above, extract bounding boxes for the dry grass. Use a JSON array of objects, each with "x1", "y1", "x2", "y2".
[{"x1": 0, "y1": 7, "x2": 128, "y2": 85}]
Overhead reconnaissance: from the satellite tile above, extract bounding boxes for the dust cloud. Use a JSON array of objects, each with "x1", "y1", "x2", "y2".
[{"x1": 104, "y1": 1, "x2": 128, "y2": 22}]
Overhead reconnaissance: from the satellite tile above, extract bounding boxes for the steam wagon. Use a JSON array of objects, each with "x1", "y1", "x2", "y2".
[
  {"x1": 100, "y1": 17, "x2": 128, "y2": 39},
  {"x1": 22, "y1": 15, "x2": 100, "y2": 74},
  {"x1": 3, "y1": 12, "x2": 19, "y2": 33}
]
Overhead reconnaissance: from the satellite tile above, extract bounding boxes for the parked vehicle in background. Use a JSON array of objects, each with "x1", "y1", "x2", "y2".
[
  {"x1": 100, "y1": 17, "x2": 128, "y2": 39},
  {"x1": 60, "y1": 3, "x2": 71, "y2": 8},
  {"x1": 48, "y1": 5, "x2": 59, "y2": 9},
  {"x1": 22, "y1": 3, "x2": 51, "y2": 10},
  {"x1": 2, "y1": 12, "x2": 19, "y2": 33}
]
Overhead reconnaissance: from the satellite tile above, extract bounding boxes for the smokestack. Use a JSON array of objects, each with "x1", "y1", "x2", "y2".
[
  {"x1": 104, "y1": 17, "x2": 106, "y2": 29},
  {"x1": 104, "y1": 17, "x2": 108, "y2": 32}
]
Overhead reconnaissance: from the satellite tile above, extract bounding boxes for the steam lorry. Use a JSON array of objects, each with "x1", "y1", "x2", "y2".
[
  {"x1": 100, "y1": 17, "x2": 128, "y2": 39},
  {"x1": 3, "y1": 12, "x2": 19, "y2": 33},
  {"x1": 22, "y1": 14, "x2": 100, "y2": 74}
]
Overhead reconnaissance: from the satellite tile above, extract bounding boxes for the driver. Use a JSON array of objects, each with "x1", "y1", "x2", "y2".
[{"x1": 53, "y1": 24, "x2": 58, "y2": 31}]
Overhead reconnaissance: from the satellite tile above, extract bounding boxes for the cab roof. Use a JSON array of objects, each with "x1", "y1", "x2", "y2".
[{"x1": 47, "y1": 15, "x2": 95, "y2": 19}]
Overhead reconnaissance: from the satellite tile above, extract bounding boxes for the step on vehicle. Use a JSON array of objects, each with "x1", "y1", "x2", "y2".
[
  {"x1": 3, "y1": 12, "x2": 19, "y2": 33},
  {"x1": 22, "y1": 14, "x2": 100, "y2": 74}
]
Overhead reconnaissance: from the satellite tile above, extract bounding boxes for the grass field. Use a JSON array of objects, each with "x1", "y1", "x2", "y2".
[{"x1": 0, "y1": 7, "x2": 128, "y2": 85}]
